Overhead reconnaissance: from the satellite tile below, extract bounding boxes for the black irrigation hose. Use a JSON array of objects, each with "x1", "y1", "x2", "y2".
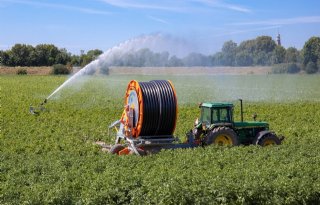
[{"x1": 138, "y1": 80, "x2": 177, "y2": 137}]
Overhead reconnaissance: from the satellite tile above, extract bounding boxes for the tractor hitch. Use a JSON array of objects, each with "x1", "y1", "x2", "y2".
[{"x1": 30, "y1": 99, "x2": 48, "y2": 115}]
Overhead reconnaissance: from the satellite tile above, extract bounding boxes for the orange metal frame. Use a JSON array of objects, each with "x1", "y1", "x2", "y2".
[
  {"x1": 120, "y1": 80, "x2": 144, "y2": 138},
  {"x1": 168, "y1": 80, "x2": 178, "y2": 135}
]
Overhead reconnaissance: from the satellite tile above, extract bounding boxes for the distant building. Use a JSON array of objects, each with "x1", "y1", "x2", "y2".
[{"x1": 276, "y1": 33, "x2": 281, "y2": 46}]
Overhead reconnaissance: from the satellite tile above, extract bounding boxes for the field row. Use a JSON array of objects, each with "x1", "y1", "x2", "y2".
[{"x1": 1, "y1": 75, "x2": 320, "y2": 204}]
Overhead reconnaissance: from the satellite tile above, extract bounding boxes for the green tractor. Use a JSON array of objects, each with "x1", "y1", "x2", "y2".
[{"x1": 189, "y1": 99, "x2": 284, "y2": 146}]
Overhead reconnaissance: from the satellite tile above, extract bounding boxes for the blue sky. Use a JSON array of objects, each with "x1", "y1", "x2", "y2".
[{"x1": 1, "y1": 0, "x2": 320, "y2": 55}]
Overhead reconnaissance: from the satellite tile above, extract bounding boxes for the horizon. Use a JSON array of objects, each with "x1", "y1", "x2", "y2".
[{"x1": 1, "y1": 0, "x2": 320, "y2": 55}]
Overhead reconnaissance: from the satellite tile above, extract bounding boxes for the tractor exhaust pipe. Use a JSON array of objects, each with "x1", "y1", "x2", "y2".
[{"x1": 239, "y1": 99, "x2": 243, "y2": 122}]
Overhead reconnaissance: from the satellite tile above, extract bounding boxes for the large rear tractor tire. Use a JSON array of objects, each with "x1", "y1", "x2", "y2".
[
  {"x1": 109, "y1": 144, "x2": 125, "y2": 155},
  {"x1": 257, "y1": 133, "x2": 281, "y2": 146},
  {"x1": 206, "y1": 127, "x2": 239, "y2": 146}
]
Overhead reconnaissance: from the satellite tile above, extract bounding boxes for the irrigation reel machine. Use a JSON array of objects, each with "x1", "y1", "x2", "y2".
[{"x1": 106, "y1": 80, "x2": 284, "y2": 156}]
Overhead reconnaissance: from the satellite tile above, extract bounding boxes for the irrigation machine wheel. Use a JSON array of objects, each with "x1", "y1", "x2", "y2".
[
  {"x1": 109, "y1": 144, "x2": 125, "y2": 155},
  {"x1": 129, "y1": 148, "x2": 146, "y2": 156},
  {"x1": 206, "y1": 127, "x2": 239, "y2": 146}
]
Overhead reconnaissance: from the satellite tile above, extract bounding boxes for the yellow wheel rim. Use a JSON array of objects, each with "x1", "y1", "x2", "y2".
[
  {"x1": 263, "y1": 139, "x2": 276, "y2": 146},
  {"x1": 214, "y1": 134, "x2": 233, "y2": 145}
]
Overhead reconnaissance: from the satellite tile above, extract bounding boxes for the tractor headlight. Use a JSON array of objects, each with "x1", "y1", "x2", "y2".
[
  {"x1": 202, "y1": 122, "x2": 207, "y2": 130},
  {"x1": 194, "y1": 118, "x2": 199, "y2": 127}
]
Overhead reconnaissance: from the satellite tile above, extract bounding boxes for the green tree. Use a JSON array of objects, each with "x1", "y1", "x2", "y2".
[
  {"x1": 234, "y1": 36, "x2": 277, "y2": 66},
  {"x1": 52, "y1": 64, "x2": 70, "y2": 75},
  {"x1": 285, "y1": 47, "x2": 300, "y2": 63},
  {"x1": 0, "y1": 51, "x2": 11, "y2": 66},
  {"x1": 236, "y1": 40, "x2": 256, "y2": 66},
  {"x1": 0, "y1": 50, "x2": 3, "y2": 65},
  {"x1": 168, "y1": 55, "x2": 184, "y2": 67},
  {"x1": 70, "y1": 55, "x2": 80, "y2": 66},
  {"x1": 254, "y1": 51, "x2": 272, "y2": 66},
  {"x1": 272, "y1": 63, "x2": 301, "y2": 74},
  {"x1": 272, "y1": 46, "x2": 286, "y2": 64},
  {"x1": 80, "y1": 55, "x2": 92, "y2": 67},
  {"x1": 255, "y1": 36, "x2": 276, "y2": 53},
  {"x1": 55, "y1": 48, "x2": 71, "y2": 65},
  {"x1": 238, "y1": 39, "x2": 256, "y2": 54},
  {"x1": 10, "y1": 44, "x2": 35, "y2": 66},
  {"x1": 34, "y1": 44, "x2": 60, "y2": 66},
  {"x1": 221, "y1": 40, "x2": 237, "y2": 66},
  {"x1": 253, "y1": 36, "x2": 276, "y2": 65},
  {"x1": 79, "y1": 49, "x2": 103, "y2": 67},
  {"x1": 235, "y1": 51, "x2": 253, "y2": 66},
  {"x1": 302, "y1": 36, "x2": 320, "y2": 72},
  {"x1": 305, "y1": 61, "x2": 317, "y2": 74},
  {"x1": 87, "y1": 49, "x2": 103, "y2": 59},
  {"x1": 182, "y1": 52, "x2": 211, "y2": 66},
  {"x1": 212, "y1": 52, "x2": 224, "y2": 65},
  {"x1": 153, "y1": 51, "x2": 170, "y2": 66}
]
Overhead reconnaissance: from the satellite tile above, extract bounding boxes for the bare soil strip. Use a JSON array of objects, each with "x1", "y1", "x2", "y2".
[
  {"x1": 1, "y1": 66, "x2": 271, "y2": 75},
  {"x1": 0, "y1": 66, "x2": 52, "y2": 75},
  {"x1": 110, "y1": 66, "x2": 272, "y2": 75}
]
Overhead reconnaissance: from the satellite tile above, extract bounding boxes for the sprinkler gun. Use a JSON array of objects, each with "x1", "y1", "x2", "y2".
[{"x1": 30, "y1": 98, "x2": 48, "y2": 115}]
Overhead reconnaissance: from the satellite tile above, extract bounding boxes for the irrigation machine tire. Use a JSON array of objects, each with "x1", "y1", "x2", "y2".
[
  {"x1": 109, "y1": 144, "x2": 125, "y2": 155},
  {"x1": 206, "y1": 127, "x2": 239, "y2": 146},
  {"x1": 129, "y1": 148, "x2": 146, "y2": 156},
  {"x1": 257, "y1": 133, "x2": 281, "y2": 146}
]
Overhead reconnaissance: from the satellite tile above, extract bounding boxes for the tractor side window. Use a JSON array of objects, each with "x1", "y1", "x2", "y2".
[
  {"x1": 212, "y1": 109, "x2": 219, "y2": 122},
  {"x1": 220, "y1": 108, "x2": 230, "y2": 122}
]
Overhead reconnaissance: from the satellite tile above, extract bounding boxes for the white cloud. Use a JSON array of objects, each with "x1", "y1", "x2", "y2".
[
  {"x1": 231, "y1": 16, "x2": 320, "y2": 26},
  {"x1": 1, "y1": 0, "x2": 112, "y2": 15},
  {"x1": 221, "y1": 3, "x2": 251, "y2": 13},
  {"x1": 213, "y1": 25, "x2": 281, "y2": 37},
  {"x1": 101, "y1": 0, "x2": 186, "y2": 12},
  {"x1": 101, "y1": 0, "x2": 251, "y2": 13},
  {"x1": 192, "y1": 0, "x2": 251, "y2": 13},
  {"x1": 147, "y1": 16, "x2": 170, "y2": 25}
]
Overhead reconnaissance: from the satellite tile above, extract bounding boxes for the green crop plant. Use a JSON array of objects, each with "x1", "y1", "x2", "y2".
[{"x1": 1, "y1": 75, "x2": 320, "y2": 204}]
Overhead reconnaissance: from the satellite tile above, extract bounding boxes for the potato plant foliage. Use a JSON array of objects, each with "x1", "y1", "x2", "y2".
[{"x1": 1, "y1": 75, "x2": 320, "y2": 204}]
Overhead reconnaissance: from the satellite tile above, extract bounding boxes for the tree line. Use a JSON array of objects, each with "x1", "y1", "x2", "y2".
[
  {"x1": 211, "y1": 36, "x2": 320, "y2": 74},
  {"x1": 0, "y1": 44, "x2": 102, "y2": 68},
  {"x1": 1, "y1": 36, "x2": 319, "y2": 73}
]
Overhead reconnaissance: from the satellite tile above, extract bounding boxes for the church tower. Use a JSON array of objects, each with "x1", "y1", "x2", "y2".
[{"x1": 276, "y1": 32, "x2": 281, "y2": 46}]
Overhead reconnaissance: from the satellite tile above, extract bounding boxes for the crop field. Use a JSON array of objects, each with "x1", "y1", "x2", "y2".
[{"x1": 1, "y1": 74, "x2": 320, "y2": 204}]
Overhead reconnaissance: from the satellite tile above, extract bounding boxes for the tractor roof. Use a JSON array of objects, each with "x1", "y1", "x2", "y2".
[{"x1": 201, "y1": 102, "x2": 234, "y2": 108}]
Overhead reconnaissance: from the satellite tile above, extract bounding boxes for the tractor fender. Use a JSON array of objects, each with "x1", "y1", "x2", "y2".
[{"x1": 253, "y1": 130, "x2": 274, "y2": 145}]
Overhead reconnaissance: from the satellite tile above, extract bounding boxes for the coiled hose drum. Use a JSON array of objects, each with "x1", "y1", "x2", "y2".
[{"x1": 121, "y1": 80, "x2": 177, "y2": 138}]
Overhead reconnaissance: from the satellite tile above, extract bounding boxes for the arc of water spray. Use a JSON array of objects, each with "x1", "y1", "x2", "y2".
[{"x1": 46, "y1": 33, "x2": 191, "y2": 100}]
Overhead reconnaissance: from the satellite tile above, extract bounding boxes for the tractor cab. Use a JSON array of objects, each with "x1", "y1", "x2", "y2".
[{"x1": 199, "y1": 102, "x2": 234, "y2": 127}]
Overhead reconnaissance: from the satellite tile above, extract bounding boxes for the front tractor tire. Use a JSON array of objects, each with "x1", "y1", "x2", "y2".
[
  {"x1": 206, "y1": 127, "x2": 239, "y2": 146},
  {"x1": 256, "y1": 133, "x2": 281, "y2": 146}
]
